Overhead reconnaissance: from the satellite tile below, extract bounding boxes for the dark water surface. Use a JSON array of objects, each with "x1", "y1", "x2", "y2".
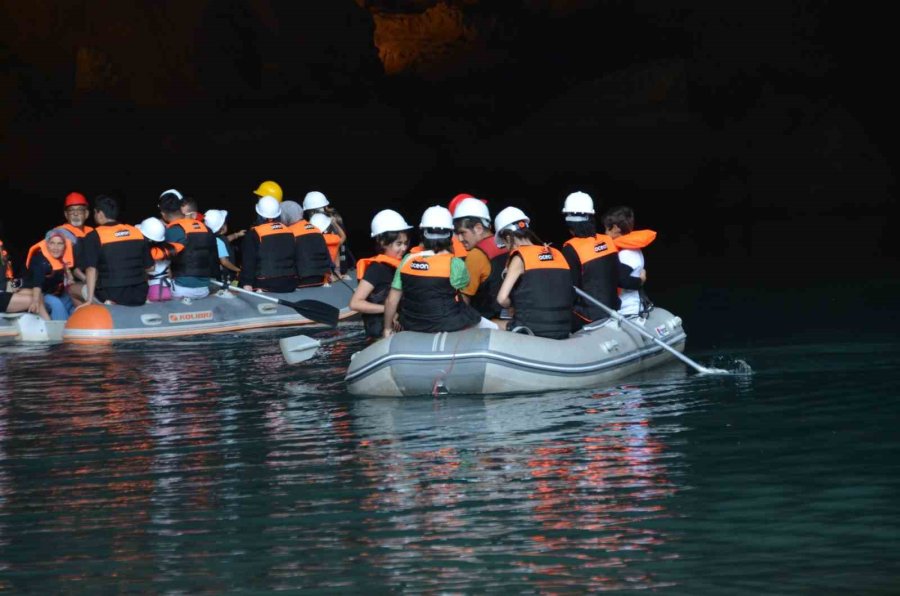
[{"x1": 1, "y1": 299, "x2": 898, "y2": 592}]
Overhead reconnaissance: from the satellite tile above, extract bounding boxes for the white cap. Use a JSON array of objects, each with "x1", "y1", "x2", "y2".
[
  {"x1": 370, "y1": 209, "x2": 412, "y2": 237},
  {"x1": 204, "y1": 209, "x2": 228, "y2": 234},
  {"x1": 310, "y1": 213, "x2": 332, "y2": 233},
  {"x1": 255, "y1": 195, "x2": 282, "y2": 219},
  {"x1": 561, "y1": 191, "x2": 595, "y2": 215},
  {"x1": 303, "y1": 191, "x2": 329, "y2": 212},
  {"x1": 137, "y1": 217, "x2": 167, "y2": 243},
  {"x1": 493, "y1": 206, "x2": 530, "y2": 248},
  {"x1": 452, "y1": 197, "x2": 491, "y2": 227}
]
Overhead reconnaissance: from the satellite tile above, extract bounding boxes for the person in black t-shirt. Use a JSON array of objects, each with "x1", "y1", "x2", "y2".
[{"x1": 349, "y1": 209, "x2": 412, "y2": 338}]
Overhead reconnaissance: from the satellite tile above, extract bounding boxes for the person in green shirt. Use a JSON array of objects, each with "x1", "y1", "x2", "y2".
[{"x1": 383, "y1": 206, "x2": 496, "y2": 337}]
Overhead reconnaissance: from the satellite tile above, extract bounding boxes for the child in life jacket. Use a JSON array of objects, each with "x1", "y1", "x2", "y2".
[
  {"x1": 309, "y1": 212, "x2": 346, "y2": 283},
  {"x1": 349, "y1": 209, "x2": 412, "y2": 338},
  {"x1": 204, "y1": 209, "x2": 243, "y2": 282},
  {"x1": 137, "y1": 217, "x2": 182, "y2": 302},
  {"x1": 303, "y1": 191, "x2": 353, "y2": 275},
  {"x1": 601, "y1": 206, "x2": 653, "y2": 316}
]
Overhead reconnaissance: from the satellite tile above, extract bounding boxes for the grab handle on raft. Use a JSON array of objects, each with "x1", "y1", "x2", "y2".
[
  {"x1": 573, "y1": 286, "x2": 729, "y2": 375},
  {"x1": 214, "y1": 281, "x2": 340, "y2": 328}
]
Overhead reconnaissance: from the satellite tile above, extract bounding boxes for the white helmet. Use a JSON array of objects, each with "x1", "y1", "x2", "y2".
[
  {"x1": 561, "y1": 191, "x2": 595, "y2": 215},
  {"x1": 370, "y1": 209, "x2": 412, "y2": 237},
  {"x1": 137, "y1": 217, "x2": 166, "y2": 243},
  {"x1": 419, "y1": 205, "x2": 453, "y2": 230},
  {"x1": 493, "y1": 206, "x2": 530, "y2": 247},
  {"x1": 159, "y1": 188, "x2": 183, "y2": 201},
  {"x1": 255, "y1": 195, "x2": 282, "y2": 219},
  {"x1": 452, "y1": 197, "x2": 491, "y2": 227},
  {"x1": 303, "y1": 191, "x2": 329, "y2": 212},
  {"x1": 310, "y1": 213, "x2": 332, "y2": 233},
  {"x1": 204, "y1": 209, "x2": 228, "y2": 234}
]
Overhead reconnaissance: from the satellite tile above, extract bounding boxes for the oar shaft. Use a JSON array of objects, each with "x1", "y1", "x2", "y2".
[
  {"x1": 212, "y1": 280, "x2": 280, "y2": 304},
  {"x1": 573, "y1": 286, "x2": 711, "y2": 374}
]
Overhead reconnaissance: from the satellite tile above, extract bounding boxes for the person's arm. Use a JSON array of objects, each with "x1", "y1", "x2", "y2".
[
  {"x1": 79, "y1": 231, "x2": 100, "y2": 305},
  {"x1": 85, "y1": 267, "x2": 98, "y2": 304},
  {"x1": 238, "y1": 231, "x2": 257, "y2": 290},
  {"x1": 617, "y1": 258, "x2": 645, "y2": 290},
  {"x1": 496, "y1": 254, "x2": 524, "y2": 308},
  {"x1": 561, "y1": 244, "x2": 582, "y2": 288},
  {"x1": 349, "y1": 279, "x2": 381, "y2": 314},
  {"x1": 382, "y1": 288, "x2": 402, "y2": 338},
  {"x1": 449, "y1": 256, "x2": 470, "y2": 291}
]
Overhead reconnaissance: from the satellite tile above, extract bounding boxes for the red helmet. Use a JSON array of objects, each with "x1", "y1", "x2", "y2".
[
  {"x1": 64, "y1": 192, "x2": 89, "y2": 208},
  {"x1": 448, "y1": 193, "x2": 486, "y2": 216}
]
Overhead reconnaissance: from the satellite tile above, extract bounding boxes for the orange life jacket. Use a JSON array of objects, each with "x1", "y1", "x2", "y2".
[
  {"x1": 612, "y1": 229, "x2": 656, "y2": 250},
  {"x1": 355, "y1": 254, "x2": 401, "y2": 280},
  {"x1": 323, "y1": 232, "x2": 341, "y2": 268},
  {"x1": 25, "y1": 238, "x2": 75, "y2": 270},
  {"x1": 59, "y1": 222, "x2": 94, "y2": 239}
]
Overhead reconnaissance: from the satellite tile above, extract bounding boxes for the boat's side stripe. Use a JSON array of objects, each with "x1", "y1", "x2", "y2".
[
  {"x1": 345, "y1": 332, "x2": 686, "y2": 383},
  {"x1": 63, "y1": 310, "x2": 357, "y2": 343}
]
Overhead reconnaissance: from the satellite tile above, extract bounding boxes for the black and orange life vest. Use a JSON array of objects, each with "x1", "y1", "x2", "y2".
[
  {"x1": 469, "y1": 237, "x2": 508, "y2": 319},
  {"x1": 398, "y1": 252, "x2": 480, "y2": 333},
  {"x1": 251, "y1": 221, "x2": 296, "y2": 279},
  {"x1": 508, "y1": 245, "x2": 573, "y2": 339},
  {"x1": 356, "y1": 254, "x2": 401, "y2": 337},
  {"x1": 167, "y1": 218, "x2": 217, "y2": 278},
  {"x1": 291, "y1": 220, "x2": 332, "y2": 281},
  {"x1": 564, "y1": 233, "x2": 620, "y2": 321},
  {"x1": 94, "y1": 223, "x2": 148, "y2": 288}
]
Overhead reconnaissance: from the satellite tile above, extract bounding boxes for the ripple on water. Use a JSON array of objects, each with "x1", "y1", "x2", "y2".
[{"x1": 0, "y1": 333, "x2": 898, "y2": 592}]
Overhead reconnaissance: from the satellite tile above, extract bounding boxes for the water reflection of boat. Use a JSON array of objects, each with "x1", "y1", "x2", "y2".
[
  {"x1": 62, "y1": 279, "x2": 357, "y2": 344},
  {"x1": 348, "y1": 388, "x2": 683, "y2": 591},
  {"x1": 345, "y1": 307, "x2": 686, "y2": 396}
]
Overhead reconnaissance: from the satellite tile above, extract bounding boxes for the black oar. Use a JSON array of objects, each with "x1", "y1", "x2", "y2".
[{"x1": 214, "y1": 281, "x2": 340, "y2": 328}]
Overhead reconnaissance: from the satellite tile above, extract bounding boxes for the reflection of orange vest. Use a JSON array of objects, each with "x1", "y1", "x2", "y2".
[
  {"x1": 59, "y1": 222, "x2": 94, "y2": 239},
  {"x1": 26, "y1": 239, "x2": 75, "y2": 270},
  {"x1": 612, "y1": 229, "x2": 656, "y2": 249},
  {"x1": 410, "y1": 236, "x2": 467, "y2": 258},
  {"x1": 356, "y1": 254, "x2": 401, "y2": 280}
]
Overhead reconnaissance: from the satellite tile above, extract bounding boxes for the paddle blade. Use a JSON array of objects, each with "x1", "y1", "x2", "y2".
[
  {"x1": 281, "y1": 298, "x2": 340, "y2": 328},
  {"x1": 279, "y1": 334, "x2": 322, "y2": 364}
]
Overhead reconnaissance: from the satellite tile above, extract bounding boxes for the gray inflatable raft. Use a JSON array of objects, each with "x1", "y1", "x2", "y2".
[
  {"x1": 345, "y1": 306, "x2": 686, "y2": 396},
  {"x1": 63, "y1": 280, "x2": 356, "y2": 343}
]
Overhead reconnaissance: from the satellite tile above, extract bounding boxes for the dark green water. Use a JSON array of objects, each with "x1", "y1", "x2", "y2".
[{"x1": 1, "y1": 287, "x2": 898, "y2": 593}]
